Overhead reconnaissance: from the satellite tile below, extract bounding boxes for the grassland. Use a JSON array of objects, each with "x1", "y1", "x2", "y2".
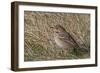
[{"x1": 24, "y1": 11, "x2": 90, "y2": 61}]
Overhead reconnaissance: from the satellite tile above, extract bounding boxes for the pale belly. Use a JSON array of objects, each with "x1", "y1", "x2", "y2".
[
  {"x1": 54, "y1": 36, "x2": 72, "y2": 49},
  {"x1": 55, "y1": 37, "x2": 63, "y2": 48}
]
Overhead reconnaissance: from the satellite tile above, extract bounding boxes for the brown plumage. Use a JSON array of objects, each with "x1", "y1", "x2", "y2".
[{"x1": 54, "y1": 25, "x2": 79, "y2": 50}]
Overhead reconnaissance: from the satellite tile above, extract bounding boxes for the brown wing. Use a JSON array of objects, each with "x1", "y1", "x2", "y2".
[{"x1": 59, "y1": 32, "x2": 79, "y2": 48}]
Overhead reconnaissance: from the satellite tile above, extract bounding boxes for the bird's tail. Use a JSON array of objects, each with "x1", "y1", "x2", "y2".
[
  {"x1": 73, "y1": 46, "x2": 90, "y2": 58},
  {"x1": 77, "y1": 47, "x2": 90, "y2": 53}
]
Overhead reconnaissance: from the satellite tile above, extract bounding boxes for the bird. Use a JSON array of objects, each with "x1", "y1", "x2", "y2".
[
  {"x1": 53, "y1": 25, "x2": 89, "y2": 54},
  {"x1": 53, "y1": 25, "x2": 79, "y2": 50}
]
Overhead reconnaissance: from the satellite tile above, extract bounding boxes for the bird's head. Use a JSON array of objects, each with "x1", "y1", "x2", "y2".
[{"x1": 54, "y1": 25, "x2": 66, "y2": 34}]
